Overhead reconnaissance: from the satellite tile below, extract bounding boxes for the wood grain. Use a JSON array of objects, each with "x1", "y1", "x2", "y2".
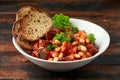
[{"x1": 0, "y1": 0, "x2": 120, "y2": 80}]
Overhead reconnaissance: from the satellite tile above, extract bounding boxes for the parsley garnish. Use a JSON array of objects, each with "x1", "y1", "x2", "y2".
[
  {"x1": 87, "y1": 34, "x2": 96, "y2": 43},
  {"x1": 55, "y1": 32, "x2": 71, "y2": 43},
  {"x1": 46, "y1": 44, "x2": 58, "y2": 51},
  {"x1": 52, "y1": 13, "x2": 71, "y2": 30},
  {"x1": 52, "y1": 13, "x2": 78, "y2": 34},
  {"x1": 71, "y1": 26, "x2": 78, "y2": 34}
]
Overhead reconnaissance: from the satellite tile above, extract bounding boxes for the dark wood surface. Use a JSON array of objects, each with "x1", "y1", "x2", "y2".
[{"x1": 0, "y1": 0, "x2": 120, "y2": 80}]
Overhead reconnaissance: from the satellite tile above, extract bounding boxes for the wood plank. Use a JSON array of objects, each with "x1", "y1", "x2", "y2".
[
  {"x1": 0, "y1": 11, "x2": 120, "y2": 38},
  {"x1": 0, "y1": 0, "x2": 119, "y2": 12},
  {"x1": 0, "y1": 64, "x2": 120, "y2": 79}
]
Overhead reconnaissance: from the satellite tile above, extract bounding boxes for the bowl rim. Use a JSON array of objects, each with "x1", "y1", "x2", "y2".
[{"x1": 12, "y1": 18, "x2": 110, "y2": 64}]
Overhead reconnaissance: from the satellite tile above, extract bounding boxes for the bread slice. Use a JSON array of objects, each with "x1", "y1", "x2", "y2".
[
  {"x1": 19, "y1": 10, "x2": 53, "y2": 41},
  {"x1": 16, "y1": 6, "x2": 36, "y2": 21},
  {"x1": 12, "y1": 20, "x2": 21, "y2": 38},
  {"x1": 16, "y1": 35, "x2": 35, "y2": 50},
  {"x1": 12, "y1": 6, "x2": 36, "y2": 38},
  {"x1": 12, "y1": 6, "x2": 53, "y2": 50}
]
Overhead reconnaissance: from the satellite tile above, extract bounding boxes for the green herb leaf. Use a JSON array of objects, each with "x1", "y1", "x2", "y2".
[
  {"x1": 55, "y1": 32, "x2": 71, "y2": 43},
  {"x1": 52, "y1": 13, "x2": 71, "y2": 30},
  {"x1": 71, "y1": 26, "x2": 78, "y2": 34},
  {"x1": 87, "y1": 34, "x2": 96, "y2": 43},
  {"x1": 52, "y1": 44, "x2": 58, "y2": 49},
  {"x1": 61, "y1": 37, "x2": 71, "y2": 42},
  {"x1": 55, "y1": 33, "x2": 64, "y2": 40},
  {"x1": 46, "y1": 44, "x2": 58, "y2": 51},
  {"x1": 46, "y1": 45, "x2": 53, "y2": 51}
]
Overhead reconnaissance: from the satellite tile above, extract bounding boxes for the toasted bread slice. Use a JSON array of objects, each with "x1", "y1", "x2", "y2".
[
  {"x1": 19, "y1": 10, "x2": 53, "y2": 41},
  {"x1": 16, "y1": 6, "x2": 36, "y2": 21},
  {"x1": 12, "y1": 20, "x2": 21, "y2": 38},
  {"x1": 12, "y1": 6, "x2": 52, "y2": 50},
  {"x1": 16, "y1": 35, "x2": 35, "y2": 50},
  {"x1": 12, "y1": 6, "x2": 36, "y2": 37}
]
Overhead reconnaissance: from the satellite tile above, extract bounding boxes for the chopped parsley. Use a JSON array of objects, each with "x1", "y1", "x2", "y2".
[
  {"x1": 87, "y1": 34, "x2": 96, "y2": 43},
  {"x1": 46, "y1": 44, "x2": 58, "y2": 51},
  {"x1": 55, "y1": 32, "x2": 71, "y2": 43},
  {"x1": 71, "y1": 26, "x2": 78, "y2": 34}
]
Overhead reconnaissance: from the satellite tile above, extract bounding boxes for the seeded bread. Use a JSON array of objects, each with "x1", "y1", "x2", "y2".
[{"x1": 19, "y1": 10, "x2": 53, "y2": 41}]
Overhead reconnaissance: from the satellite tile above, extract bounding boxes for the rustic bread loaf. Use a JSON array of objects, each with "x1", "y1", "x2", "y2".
[{"x1": 19, "y1": 10, "x2": 53, "y2": 41}]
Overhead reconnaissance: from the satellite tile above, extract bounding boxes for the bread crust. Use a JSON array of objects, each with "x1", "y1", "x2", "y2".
[
  {"x1": 16, "y1": 35, "x2": 35, "y2": 50},
  {"x1": 12, "y1": 20, "x2": 20, "y2": 38}
]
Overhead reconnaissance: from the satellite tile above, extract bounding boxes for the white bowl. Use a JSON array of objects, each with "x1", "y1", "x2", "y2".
[{"x1": 13, "y1": 18, "x2": 110, "y2": 71}]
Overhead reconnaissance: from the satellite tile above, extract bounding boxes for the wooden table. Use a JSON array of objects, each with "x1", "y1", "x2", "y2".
[{"x1": 0, "y1": 0, "x2": 120, "y2": 80}]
